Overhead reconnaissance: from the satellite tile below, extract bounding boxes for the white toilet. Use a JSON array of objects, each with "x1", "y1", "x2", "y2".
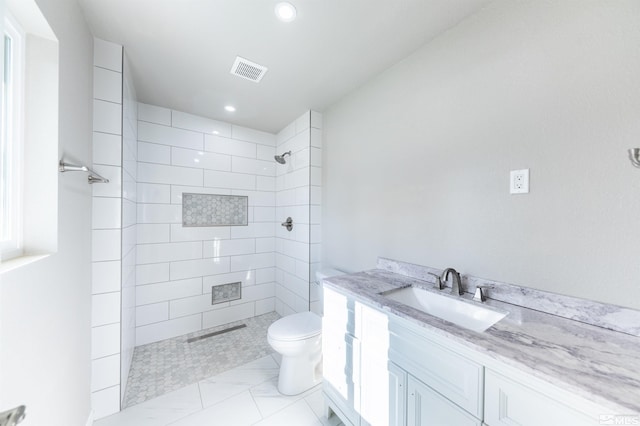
[{"x1": 268, "y1": 268, "x2": 345, "y2": 395}]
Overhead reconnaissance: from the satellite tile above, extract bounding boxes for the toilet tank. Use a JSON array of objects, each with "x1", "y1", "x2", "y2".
[{"x1": 311, "y1": 268, "x2": 346, "y2": 316}]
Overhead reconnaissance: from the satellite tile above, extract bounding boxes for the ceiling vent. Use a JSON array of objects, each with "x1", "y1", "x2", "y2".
[{"x1": 230, "y1": 56, "x2": 268, "y2": 83}]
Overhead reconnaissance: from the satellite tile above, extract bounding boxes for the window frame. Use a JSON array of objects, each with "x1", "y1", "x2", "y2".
[{"x1": 0, "y1": 12, "x2": 25, "y2": 261}]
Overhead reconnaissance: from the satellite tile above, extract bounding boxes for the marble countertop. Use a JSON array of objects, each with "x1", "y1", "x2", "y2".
[{"x1": 323, "y1": 269, "x2": 640, "y2": 414}]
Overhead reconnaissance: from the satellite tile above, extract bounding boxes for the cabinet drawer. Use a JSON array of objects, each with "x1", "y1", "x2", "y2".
[
  {"x1": 389, "y1": 321, "x2": 483, "y2": 418},
  {"x1": 484, "y1": 369, "x2": 598, "y2": 426},
  {"x1": 408, "y1": 375, "x2": 482, "y2": 426},
  {"x1": 324, "y1": 286, "x2": 357, "y2": 335}
]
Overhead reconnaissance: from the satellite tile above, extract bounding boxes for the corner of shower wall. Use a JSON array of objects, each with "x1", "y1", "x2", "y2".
[
  {"x1": 308, "y1": 111, "x2": 323, "y2": 315},
  {"x1": 274, "y1": 110, "x2": 322, "y2": 316},
  {"x1": 120, "y1": 51, "x2": 138, "y2": 407},
  {"x1": 90, "y1": 37, "x2": 138, "y2": 420}
]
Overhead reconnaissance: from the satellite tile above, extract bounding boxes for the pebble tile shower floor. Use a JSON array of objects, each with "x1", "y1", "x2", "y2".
[{"x1": 123, "y1": 312, "x2": 280, "y2": 407}]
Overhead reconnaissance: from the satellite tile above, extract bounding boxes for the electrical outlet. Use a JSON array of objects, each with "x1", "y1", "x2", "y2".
[{"x1": 510, "y1": 169, "x2": 529, "y2": 194}]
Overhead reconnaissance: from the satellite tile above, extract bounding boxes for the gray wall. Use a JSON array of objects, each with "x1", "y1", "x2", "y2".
[
  {"x1": 323, "y1": 1, "x2": 640, "y2": 309},
  {"x1": 1, "y1": 0, "x2": 94, "y2": 424}
]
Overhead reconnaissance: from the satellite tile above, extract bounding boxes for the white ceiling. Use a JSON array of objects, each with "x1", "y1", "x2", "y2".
[{"x1": 79, "y1": 0, "x2": 491, "y2": 133}]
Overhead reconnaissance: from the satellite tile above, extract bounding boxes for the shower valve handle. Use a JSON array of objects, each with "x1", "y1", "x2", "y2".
[{"x1": 281, "y1": 217, "x2": 293, "y2": 232}]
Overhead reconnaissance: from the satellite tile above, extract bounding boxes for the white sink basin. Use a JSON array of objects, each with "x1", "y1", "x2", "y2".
[{"x1": 383, "y1": 286, "x2": 508, "y2": 332}]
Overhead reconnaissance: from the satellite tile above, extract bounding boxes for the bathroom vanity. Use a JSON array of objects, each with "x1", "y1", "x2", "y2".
[{"x1": 321, "y1": 259, "x2": 640, "y2": 426}]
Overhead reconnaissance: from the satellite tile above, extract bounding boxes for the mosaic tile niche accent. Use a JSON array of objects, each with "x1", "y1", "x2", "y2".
[
  {"x1": 182, "y1": 193, "x2": 248, "y2": 227},
  {"x1": 212, "y1": 282, "x2": 242, "y2": 305}
]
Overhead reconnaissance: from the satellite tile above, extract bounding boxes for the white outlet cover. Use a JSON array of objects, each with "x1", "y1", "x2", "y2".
[{"x1": 510, "y1": 169, "x2": 529, "y2": 194}]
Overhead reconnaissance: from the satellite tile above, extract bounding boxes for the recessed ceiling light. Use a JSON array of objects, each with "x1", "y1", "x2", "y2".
[
  {"x1": 224, "y1": 105, "x2": 236, "y2": 112},
  {"x1": 275, "y1": 2, "x2": 296, "y2": 22}
]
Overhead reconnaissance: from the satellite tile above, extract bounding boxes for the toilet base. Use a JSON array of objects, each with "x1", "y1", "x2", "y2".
[{"x1": 277, "y1": 352, "x2": 322, "y2": 396}]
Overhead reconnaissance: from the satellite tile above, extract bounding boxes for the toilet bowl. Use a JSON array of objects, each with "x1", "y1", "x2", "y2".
[
  {"x1": 268, "y1": 268, "x2": 346, "y2": 395},
  {"x1": 268, "y1": 311, "x2": 322, "y2": 395}
]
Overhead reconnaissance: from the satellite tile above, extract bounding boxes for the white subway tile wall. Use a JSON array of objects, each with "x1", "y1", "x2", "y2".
[
  {"x1": 138, "y1": 103, "x2": 171, "y2": 126},
  {"x1": 91, "y1": 95, "x2": 321, "y2": 417},
  {"x1": 94, "y1": 38, "x2": 123, "y2": 72},
  {"x1": 121, "y1": 52, "x2": 139, "y2": 408},
  {"x1": 93, "y1": 67, "x2": 122, "y2": 104},
  {"x1": 91, "y1": 41, "x2": 141, "y2": 418},
  {"x1": 135, "y1": 103, "x2": 277, "y2": 346},
  {"x1": 135, "y1": 314, "x2": 202, "y2": 347},
  {"x1": 91, "y1": 354, "x2": 121, "y2": 392},
  {"x1": 91, "y1": 323, "x2": 121, "y2": 359},
  {"x1": 308, "y1": 111, "x2": 323, "y2": 315},
  {"x1": 91, "y1": 38, "x2": 124, "y2": 419},
  {"x1": 91, "y1": 385, "x2": 121, "y2": 420},
  {"x1": 274, "y1": 111, "x2": 320, "y2": 316},
  {"x1": 93, "y1": 131, "x2": 122, "y2": 166},
  {"x1": 93, "y1": 99, "x2": 122, "y2": 135},
  {"x1": 91, "y1": 165, "x2": 122, "y2": 198},
  {"x1": 308, "y1": 114, "x2": 322, "y2": 314},
  {"x1": 136, "y1": 278, "x2": 203, "y2": 305},
  {"x1": 172, "y1": 110, "x2": 231, "y2": 136},
  {"x1": 92, "y1": 261, "x2": 122, "y2": 294}
]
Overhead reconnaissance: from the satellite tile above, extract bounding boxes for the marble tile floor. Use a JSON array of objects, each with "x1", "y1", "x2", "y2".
[
  {"x1": 124, "y1": 312, "x2": 280, "y2": 407},
  {"x1": 96, "y1": 354, "x2": 344, "y2": 426}
]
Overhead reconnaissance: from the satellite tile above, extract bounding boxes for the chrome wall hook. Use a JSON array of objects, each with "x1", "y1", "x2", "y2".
[
  {"x1": 629, "y1": 148, "x2": 640, "y2": 168},
  {"x1": 59, "y1": 160, "x2": 110, "y2": 184}
]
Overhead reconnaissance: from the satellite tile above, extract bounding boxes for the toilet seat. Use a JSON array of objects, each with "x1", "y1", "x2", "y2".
[{"x1": 268, "y1": 311, "x2": 321, "y2": 341}]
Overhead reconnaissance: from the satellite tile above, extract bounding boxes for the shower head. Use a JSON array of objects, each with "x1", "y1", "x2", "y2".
[{"x1": 274, "y1": 151, "x2": 291, "y2": 164}]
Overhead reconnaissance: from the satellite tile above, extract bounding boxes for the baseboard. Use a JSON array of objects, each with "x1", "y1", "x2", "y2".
[{"x1": 85, "y1": 409, "x2": 94, "y2": 426}]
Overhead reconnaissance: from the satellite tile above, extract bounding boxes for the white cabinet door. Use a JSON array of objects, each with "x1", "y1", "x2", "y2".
[
  {"x1": 407, "y1": 376, "x2": 482, "y2": 426},
  {"x1": 323, "y1": 287, "x2": 360, "y2": 425},
  {"x1": 389, "y1": 319, "x2": 484, "y2": 418},
  {"x1": 388, "y1": 362, "x2": 407, "y2": 426},
  {"x1": 359, "y1": 303, "x2": 393, "y2": 426}
]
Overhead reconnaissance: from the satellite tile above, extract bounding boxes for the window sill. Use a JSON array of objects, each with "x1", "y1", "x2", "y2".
[{"x1": 0, "y1": 253, "x2": 51, "y2": 274}]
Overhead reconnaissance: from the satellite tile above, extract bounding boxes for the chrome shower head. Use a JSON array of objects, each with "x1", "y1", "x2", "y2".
[{"x1": 274, "y1": 151, "x2": 291, "y2": 164}]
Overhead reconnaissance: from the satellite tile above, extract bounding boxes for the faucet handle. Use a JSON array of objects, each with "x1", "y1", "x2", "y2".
[
  {"x1": 473, "y1": 285, "x2": 494, "y2": 302},
  {"x1": 427, "y1": 272, "x2": 444, "y2": 290}
]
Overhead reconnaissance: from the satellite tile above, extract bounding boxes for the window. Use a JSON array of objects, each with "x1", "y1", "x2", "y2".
[
  {"x1": 0, "y1": 3, "x2": 59, "y2": 270},
  {"x1": 0, "y1": 14, "x2": 23, "y2": 261}
]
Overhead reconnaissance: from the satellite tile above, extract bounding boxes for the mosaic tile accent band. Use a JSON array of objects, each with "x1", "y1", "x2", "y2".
[
  {"x1": 182, "y1": 193, "x2": 248, "y2": 227},
  {"x1": 212, "y1": 282, "x2": 242, "y2": 305}
]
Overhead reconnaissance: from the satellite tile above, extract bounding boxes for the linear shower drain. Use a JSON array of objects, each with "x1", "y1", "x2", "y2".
[{"x1": 186, "y1": 324, "x2": 247, "y2": 343}]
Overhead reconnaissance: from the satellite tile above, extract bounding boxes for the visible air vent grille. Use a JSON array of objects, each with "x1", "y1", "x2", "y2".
[{"x1": 230, "y1": 56, "x2": 268, "y2": 83}]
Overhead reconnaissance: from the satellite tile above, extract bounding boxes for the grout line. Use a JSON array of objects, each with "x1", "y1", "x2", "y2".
[
  {"x1": 93, "y1": 96, "x2": 123, "y2": 107},
  {"x1": 196, "y1": 381, "x2": 205, "y2": 409},
  {"x1": 94, "y1": 64, "x2": 122, "y2": 74},
  {"x1": 137, "y1": 158, "x2": 279, "y2": 177},
  {"x1": 248, "y1": 385, "x2": 265, "y2": 420},
  {"x1": 303, "y1": 396, "x2": 325, "y2": 424}
]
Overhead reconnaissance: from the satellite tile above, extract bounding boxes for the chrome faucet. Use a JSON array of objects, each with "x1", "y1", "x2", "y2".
[{"x1": 442, "y1": 268, "x2": 464, "y2": 296}]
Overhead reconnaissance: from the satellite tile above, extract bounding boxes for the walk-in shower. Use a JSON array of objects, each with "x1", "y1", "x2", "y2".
[{"x1": 274, "y1": 151, "x2": 291, "y2": 164}]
